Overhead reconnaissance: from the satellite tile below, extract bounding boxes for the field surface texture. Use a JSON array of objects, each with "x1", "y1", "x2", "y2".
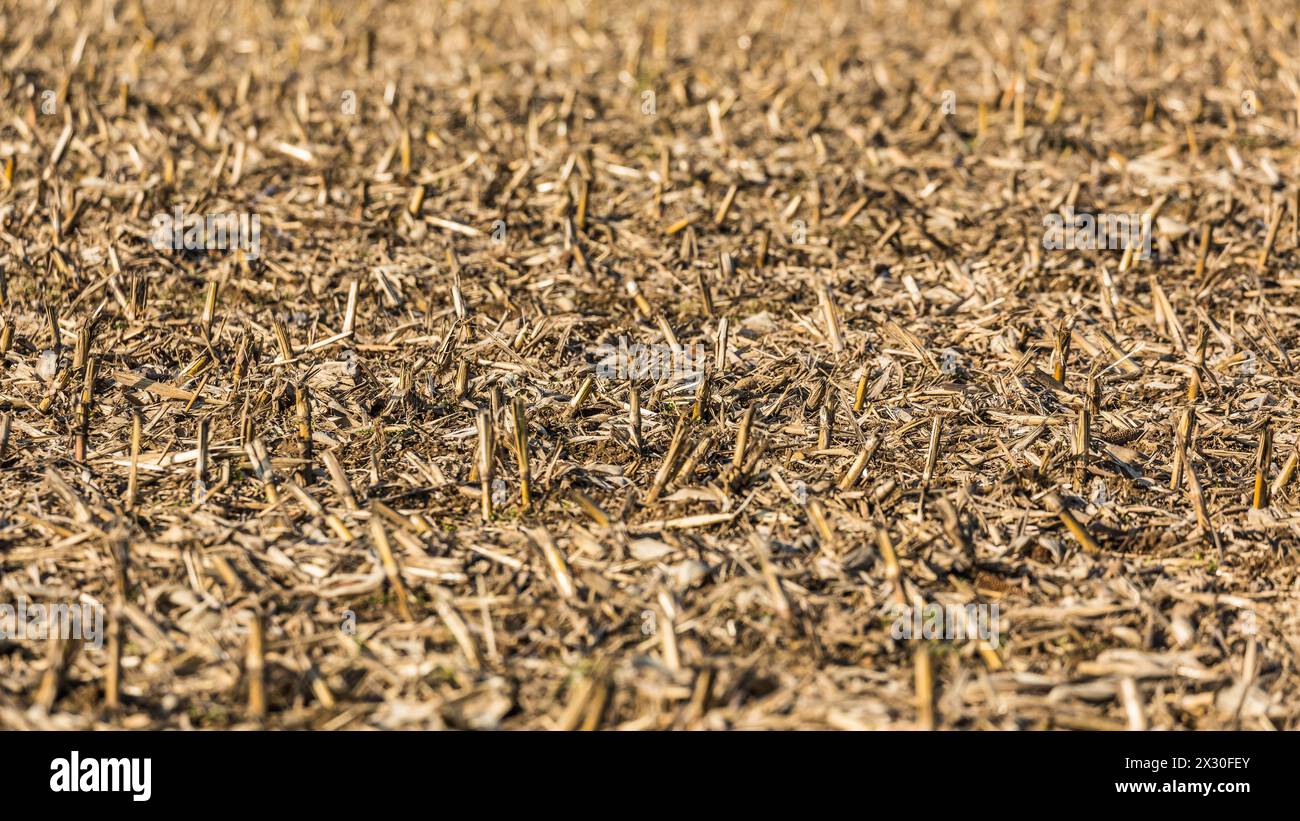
[{"x1": 1, "y1": 0, "x2": 1299, "y2": 729}]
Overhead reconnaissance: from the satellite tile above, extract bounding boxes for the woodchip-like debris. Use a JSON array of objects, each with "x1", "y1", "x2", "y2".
[{"x1": 1, "y1": 0, "x2": 1299, "y2": 730}]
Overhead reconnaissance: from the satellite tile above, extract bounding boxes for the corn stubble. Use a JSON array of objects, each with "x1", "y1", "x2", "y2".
[{"x1": 0, "y1": 0, "x2": 1297, "y2": 731}]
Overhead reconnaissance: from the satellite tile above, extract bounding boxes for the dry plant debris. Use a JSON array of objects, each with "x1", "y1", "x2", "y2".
[{"x1": 1, "y1": 0, "x2": 1299, "y2": 730}]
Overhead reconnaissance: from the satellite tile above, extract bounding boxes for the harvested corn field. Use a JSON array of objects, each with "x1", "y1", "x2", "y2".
[{"x1": 1, "y1": 0, "x2": 1299, "y2": 731}]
